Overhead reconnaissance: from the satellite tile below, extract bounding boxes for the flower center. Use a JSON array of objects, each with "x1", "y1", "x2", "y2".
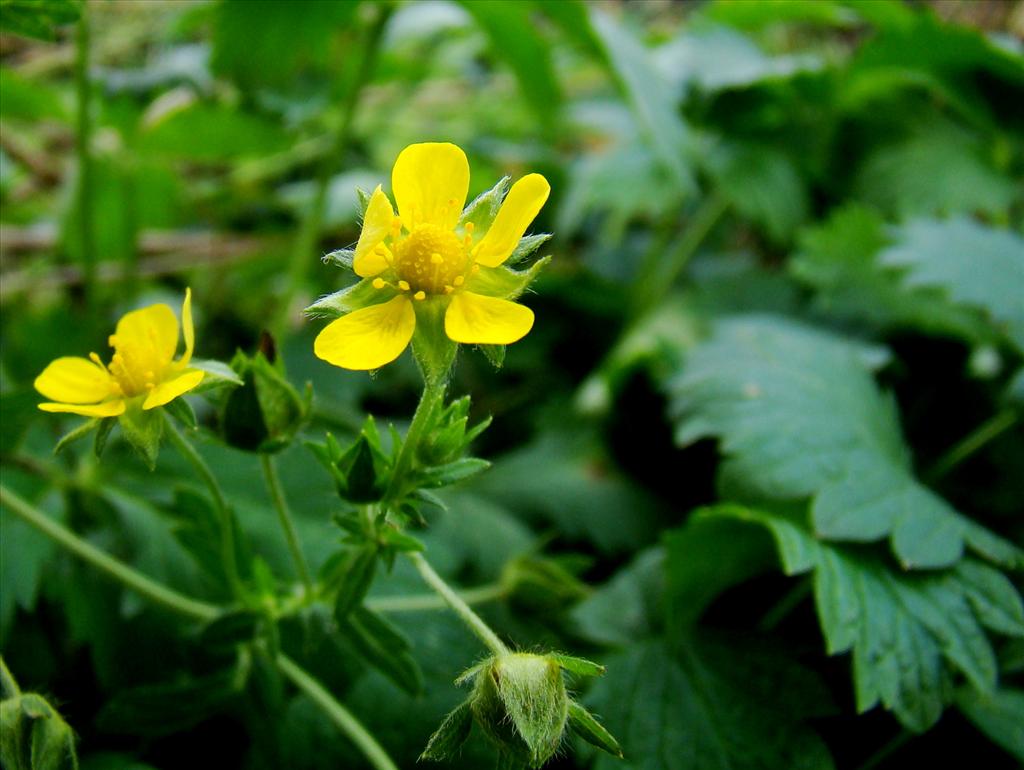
[
  {"x1": 393, "y1": 224, "x2": 468, "y2": 295},
  {"x1": 107, "y1": 333, "x2": 169, "y2": 397}
]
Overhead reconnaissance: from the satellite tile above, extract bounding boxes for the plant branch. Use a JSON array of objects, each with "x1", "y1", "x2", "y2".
[
  {"x1": 926, "y1": 408, "x2": 1019, "y2": 482},
  {"x1": 276, "y1": 653, "x2": 399, "y2": 770},
  {"x1": 367, "y1": 582, "x2": 506, "y2": 613},
  {"x1": 0, "y1": 483, "x2": 219, "y2": 621},
  {"x1": 163, "y1": 417, "x2": 244, "y2": 598},
  {"x1": 260, "y1": 453, "x2": 314, "y2": 598},
  {"x1": 407, "y1": 551, "x2": 509, "y2": 656}
]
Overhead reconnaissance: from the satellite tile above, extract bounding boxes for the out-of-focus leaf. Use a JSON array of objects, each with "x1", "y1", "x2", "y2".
[
  {"x1": 0, "y1": 0, "x2": 79, "y2": 41},
  {"x1": 0, "y1": 503, "x2": 55, "y2": 643},
  {"x1": 668, "y1": 315, "x2": 1022, "y2": 569},
  {"x1": 700, "y1": 505, "x2": 1024, "y2": 732},
  {"x1": 571, "y1": 549, "x2": 663, "y2": 647},
  {"x1": 589, "y1": 7, "x2": 695, "y2": 196},
  {"x1": 790, "y1": 205, "x2": 994, "y2": 344},
  {"x1": 211, "y1": 0, "x2": 359, "y2": 90},
  {"x1": 460, "y1": 0, "x2": 562, "y2": 128},
  {"x1": 956, "y1": 687, "x2": 1024, "y2": 762},
  {"x1": 853, "y1": 125, "x2": 1018, "y2": 219},
  {"x1": 0, "y1": 68, "x2": 68, "y2": 121},
  {"x1": 699, "y1": 0, "x2": 859, "y2": 29},
  {"x1": 586, "y1": 636, "x2": 834, "y2": 770},
  {"x1": 79, "y1": 753, "x2": 158, "y2": 770},
  {"x1": 879, "y1": 218, "x2": 1024, "y2": 352},
  {"x1": 139, "y1": 102, "x2": 291, "y2": 161}
]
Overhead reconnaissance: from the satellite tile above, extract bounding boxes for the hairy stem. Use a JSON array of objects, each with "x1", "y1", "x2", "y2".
[
  {"x1": 0, "y1": 483, "x2": 219, "y2": 621},
  {"x1": 407, "y1": 551, "x2": 509, "y2": 656},
  {"x1": 260, "y1": 453, "x2": 314, "y2": 598},
  {"x1": 0, "y1": 484, "x2": 400, "y2": 770},
  {"x1": 383, "y1": 377, "x2": 447, "y2": 504},
  {"x1": 163, "y1": 417, "x2": 244, "y2": 598},
  {"x1": 276, "y1": 653, "x2": 399, "y2": 770},
  {"x1": 275, "y1": 5, "x2": 392, "y2": 336},
  {"x1": 927, "y1": 408, "x2": 1018, "y2": 482},
  {"x1": 367, "y1": 583, "x2": 506, "y2": 613}
]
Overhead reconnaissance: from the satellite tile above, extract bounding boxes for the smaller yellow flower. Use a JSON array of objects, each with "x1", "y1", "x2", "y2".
[
  {"x1": 313, "y1": 142, "x2": 550, "y2": 371},
  {"x1": 34, "y1": 289, "x2": 204, "y2": 417}
]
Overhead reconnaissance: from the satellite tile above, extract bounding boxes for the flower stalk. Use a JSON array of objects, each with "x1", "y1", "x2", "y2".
[{"x1": 260, "y1": 453, "x2": 314, "y2": 598}]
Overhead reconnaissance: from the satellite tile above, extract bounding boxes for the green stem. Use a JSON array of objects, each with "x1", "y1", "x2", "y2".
[
  {"x1": 758, "y1": 578, "x2": 811, "y2": 632},
  {"x1": 855, "y1": 730, "x2": 912, "y2": 770},
  {"x1": 260, "y1": 453, "x2": 314, "y2": 598},
  {"x1": 927, "y1": 409, "x2": 1019, "y2": 482},
  {"x1": 276, "y1": 653, "x2": 399, "y2": 770},
  {"x1": 383, "y1": 377, "x2": 447, "y2": 505},
  {"x1": 631, "y1": 194, "x2": 728, "y2": 315},
  {"x1": 1, "y1": 656, "x2": 22, "y2": 699},
  {"x1": 74, "y1": 7, "x2": 96, "y2": 309},
  {"x1": 367, "y1": 583, "x2": 506, "y2": 613},
  {"x1": 407, "y1": 551, "x2": 509, "y2": 656},
  {"x1": 275, "y1": 5, "x2": 392, "y2": 337},
  {"x1": 163, "y1": 417, "x2": 244, "y2": 598},
  {"x1": 0, "y1": 483, "x2": 219, "y2": 621},
  {"x1": 0, "y1": 484, "x2": 400, "y2": 770}
]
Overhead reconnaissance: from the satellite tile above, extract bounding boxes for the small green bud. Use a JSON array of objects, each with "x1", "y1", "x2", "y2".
[
  {"x1": 220, "y1": 338, "x2": 308, "y2": 454},
  {"x1": 468, "y1": 653, "x2": 568, "y2": 768}
]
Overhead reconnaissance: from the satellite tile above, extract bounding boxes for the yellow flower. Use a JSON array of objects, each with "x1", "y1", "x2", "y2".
[
  {"x1": 34, "y1": 289, "x2": 205, "y2": 417},
  {"x1": 314, "y1": 142, "x2": 550, "y2": 370}
]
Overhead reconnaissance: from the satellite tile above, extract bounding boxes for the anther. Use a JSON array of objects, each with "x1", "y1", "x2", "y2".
[
  {"x1": 464, "y1": 222, "x2": 475, "y2": 233},
  {"x1": 471, "y1": 265, "x2": 480, "y2": 274},
  {"x1": 443, "y1": 285, "x2": 454, "y2": 294},
  {"x1": 413, "y1": 291, "x2": 426, "y2": 301},
  {"x1": 398, "y1": 280, "x2": 411, "y2": 292},
  {"x1": 372, "y1": 278, "x2": 387, "y2": 290},
  {"x1": 89, "y1": 352, "x2": 106, "y2": 369},
  {"x1": 454, "y1": 275, "x2": 465, "y2": 286},
  {"x1": 430, "y1": 252, "x2": 444, "y2": 265}
]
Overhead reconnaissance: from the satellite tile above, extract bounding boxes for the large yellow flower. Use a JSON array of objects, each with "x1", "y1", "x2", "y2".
[
  {"x1": 34, "y1": 289, "x2": 204, "y2": 417},
  {"x1": 313, "y1": 142, "x2": 550, "y2": 370}
]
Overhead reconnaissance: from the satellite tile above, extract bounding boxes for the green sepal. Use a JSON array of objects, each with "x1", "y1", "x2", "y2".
[
  {"x1": 53, "y1": 418, "x2": 100, "y2": 455},
  {"x1": 337, "y1": 435, "x2": 381, "y2": 502},
  {"x1": 328, "y1": 546, "x2": 378, "y2": 619},
  {"x1": 340, "y1": 607, "x2": 424, "y2": 695},
  {"x1": 1, "y1": 693, "x2": 78, "y2": 770},
  {"x1": 323, "y1": 248, "x2": 354, "y2": 269},
  {"x1": 418, "y1": 395, "x2": 492, "y2": 466},
  {"x1": 481, "y1": 344, "x2": 506, "y2": 369},
  {"x1": 465, "y1": 256, "x2": 551, "y2": 300},
  {"x1": 567, "y1": 700, "x2": 622, "y2": 758},
  {"x1": 420, "y1": 699, "x2": 473, "y2": 762},
  {"x1": 93, "y1": 418, "x2": 114, "y2": 458},
  {"x1": 164, "y1": 397, "x2": 197, "y2": 430},
  {"x1": 167, "y1": 487, "x2": 254, "y2": 592},
  {"x1": 220, "y1": 349, "x2": 307, "y2": 454},
  {"x1": 189, "y1": 359, "x2": 243, "y2": 392},
  {"x1": 356, "y1": 186, "x2": 372, "y2": 219},
  {"x1": 415, "y1": 458, "x2": 491, "y2": 488},
  {"x1": 507, "y1": 233, "x2": 553, "y2": 266},
  {"x1": 305, "y1": 278, "x2": 397, "y2": 320},
  {"x1": 411, "y1": 296, "x2": 458, "y2": 385},
  {"x1": 411, "y1": 488, "x2": 448, "y2": 514},
  {"x1": 460, "y1": 176, "x2": 510, "y2": 236},
  {"x1": 118, "y1": 405, "x2": 163, "y2": 470},
  {"x1": 378, "y1": 527, "x2": 425, "y2": 554},
  {"x1": 552, "y1": 654, "x2": 605, "y2": 678}
]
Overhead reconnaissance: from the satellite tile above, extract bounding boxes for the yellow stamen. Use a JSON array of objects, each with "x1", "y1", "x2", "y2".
[
  {"x1": 464, "y1": 222, "x2": 475, "y2": 233},
  {"x1": 372, "y1": 278, "x2": 387, "y2": 290},
  {"x1": 430, "y1": 252, "x2": 444, "y2": 265},
  {"x1": 413, "y1": 290, "x2": 426, "y2": 301},
  {"x1": 444, "y1": 285, "x2": 454, "y2": 294},
  {"x1": 454, "y1": 275, "x2": 465, "y2": 286},
  {"x1": 398, "y1": 280, "x2": 411, "y2": 292}
]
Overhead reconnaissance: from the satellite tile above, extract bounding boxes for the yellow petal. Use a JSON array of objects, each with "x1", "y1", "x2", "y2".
[
  {"x1": 392, "y1": 142, "x2": 469, "y2": 231},
  {"x1": 314, "y1": 295, "x2": 416, "y2": 370},
  {"x1": 34, "y1": 356, "x2": 114, "y2": 404},
  {"x1": 181, "y1": 288, "x2": 195, "y2": 366},
  {"x1": 113, "y1": 302, "x2": 179, "y2": 370},
  {"x1": 473, "y1": 173, "x2": 550, "y2": 268},
  {"x1": 353, "y1": 185, "x2": 396, "y2": 278},
  {"x1": 444, "y1": 292, "x2": 534, "y2": 344},
  {"x1": 39, "y1": 399, "x2": 126, "y2": 417},
  {"x1": 142, "y1": 368, "x2": 205, "y2": 410}
]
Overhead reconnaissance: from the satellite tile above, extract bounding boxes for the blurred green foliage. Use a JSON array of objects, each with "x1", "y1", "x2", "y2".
[{"x1": 1, "y1": 1, "x2": 1023, "y2": 769}]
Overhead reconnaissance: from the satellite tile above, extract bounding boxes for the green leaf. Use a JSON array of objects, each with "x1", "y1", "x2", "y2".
[
  {"x1": 585, "y1": 637, "x2": 834, "y2": 770},
  {"x1": 700, "y1": 505, "x2": 1024, "y2": 731},
  {"x1": 199, "y1": 610, "x2": 263, "y2": 651},
  {"x1": 330, "y1": 546, "x2": 378, "y2": 620},
  {"x1": 790, "y1": 205, "x2": 993, "y2": 344},
  {"x1": 416, "y1": 458, "x2": 491, "y2": 489},
  {"x1": 419, "y1": 699, "x2": 473, "y2": 762},
  {"x1": 571, "y1": 549, "x2": 664, "y2": 646},
  {"x1": 0, "y1": 0, "x2": 79, "y2": 41},
  {"x1": 459, "y1": 1, "x2": 562, "y2": 128},
  {"x1": 566, "y1": 700, "x2": 621, "y2": 758},
  {"x1": 879, "y1": 218, "x2": 1024, "y2": 352},
  {"x1": 164, "y1": 487, "x2": 253, "y2": 593},
  {"x1": 0, "y1": 68, "x2": 68, "y2": 121},
  {"x1": 139, "y1": 102, "x2": 290, "y2": 161},
  {"x1": 956, "y1": 686, "x2": 1024, "y2": 762},
  {"x1": 668, "y1": 315, "x2": 1022, "y2": 569},
  {"x1": 341, "y1": 607, "x2": 423, "y2": 696},
  {"x1": 588, "y1": 7, "x2": 695, "y2": 196}
]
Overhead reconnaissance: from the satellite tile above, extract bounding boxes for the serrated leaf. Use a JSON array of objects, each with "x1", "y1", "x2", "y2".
[
  {"x1": 585, "y1": 637, "x2": 834, "y2": 770},
  {"x1": 701, "y1": 505, "x2": 1024, "y2": 731},
  {"x1": 567, "y1": 701, "x2": 621, "y2": 758},
  {"x1": 331, "y1": 546, "x2": 378, "y2": 619},
  {"x1": 668, "y1": 315, "x2": 1022, "y2": 569},
  {"x1": 878, "y1": 218, "x2": 1024, "y2": 352}
]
